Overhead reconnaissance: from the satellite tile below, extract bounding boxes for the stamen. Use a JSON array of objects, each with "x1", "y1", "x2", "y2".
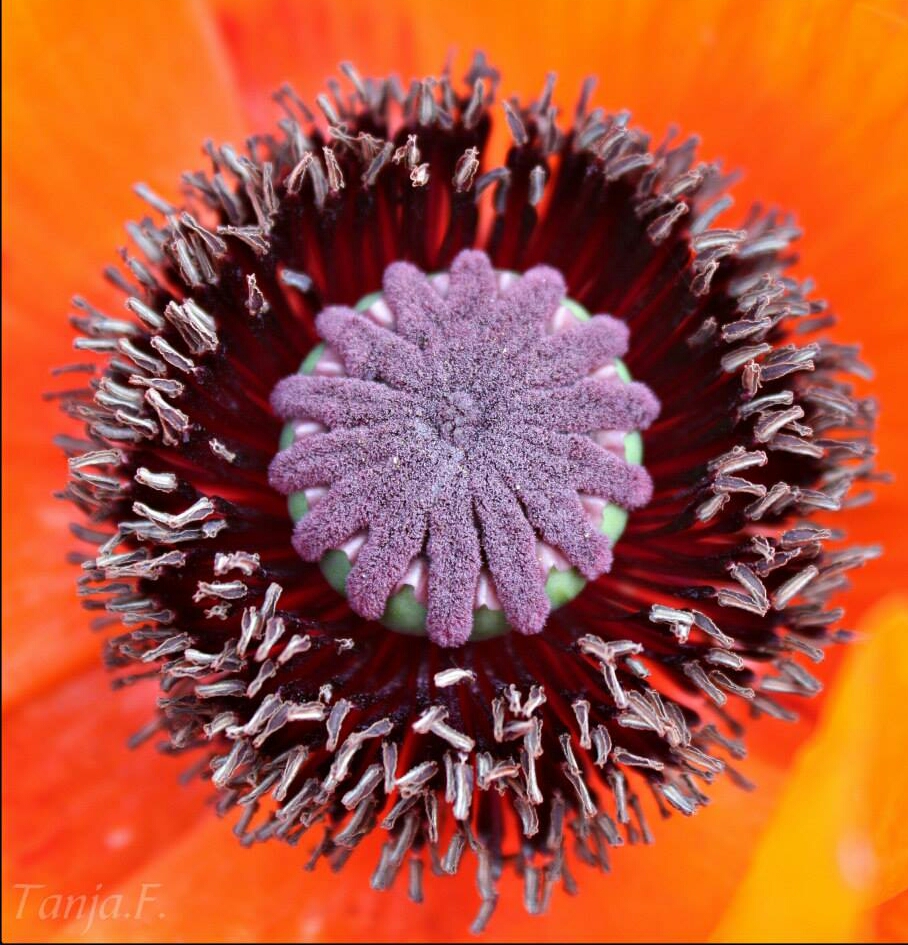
[{"x1": 57, "y1": 55, "x2": 880, "y2": 930}]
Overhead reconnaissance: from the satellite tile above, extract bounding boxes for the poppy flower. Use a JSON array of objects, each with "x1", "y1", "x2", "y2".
[{"x1": 3, "y1": 0, "x2": 908, "y2": 942}]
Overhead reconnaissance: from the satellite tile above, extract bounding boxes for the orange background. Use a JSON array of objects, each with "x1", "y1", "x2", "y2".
[{"x1": 3, "y1": 0, "x2": 908, "y2": 941}]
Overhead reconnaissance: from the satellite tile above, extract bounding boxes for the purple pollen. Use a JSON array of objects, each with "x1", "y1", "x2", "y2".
[{"x1": 269, "y1": 250, "x2": 659, "y2": 646}]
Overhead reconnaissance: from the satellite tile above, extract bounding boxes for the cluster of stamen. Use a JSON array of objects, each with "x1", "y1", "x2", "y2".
[{"x1": 57, "y1": 56, "x2": 880, "y2": 932}]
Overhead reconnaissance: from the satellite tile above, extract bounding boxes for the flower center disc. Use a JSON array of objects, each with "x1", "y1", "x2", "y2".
[{"x1": 270, "y1": 251, "x2": 658, "y2": 646}]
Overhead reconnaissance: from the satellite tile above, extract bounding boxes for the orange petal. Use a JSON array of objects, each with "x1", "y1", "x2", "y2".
[
  {"x1": 1, "y1": 0, "x2": 247, "y2": 706},
  {"x1": 2, "y1": 0, "x2": 245, "y2": 325},
  {"x1": 874, "y1": 888, "x2": 908, "y2": 943},
  {"x1": 712, "y1": 595, "x2": 908, "y2": 942},
  {"x1": 26, "y1": 743, "x2": 782, "y2": 943},
  {"x1": 3, "y1": 2, "x2": 906, "y2": 940},
  {"x1": 1, "y1": 666, "x2": 211, "y2": 943},
  {"x1": 209, "y1": 0, "x2": 421, "y2": 127}
]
